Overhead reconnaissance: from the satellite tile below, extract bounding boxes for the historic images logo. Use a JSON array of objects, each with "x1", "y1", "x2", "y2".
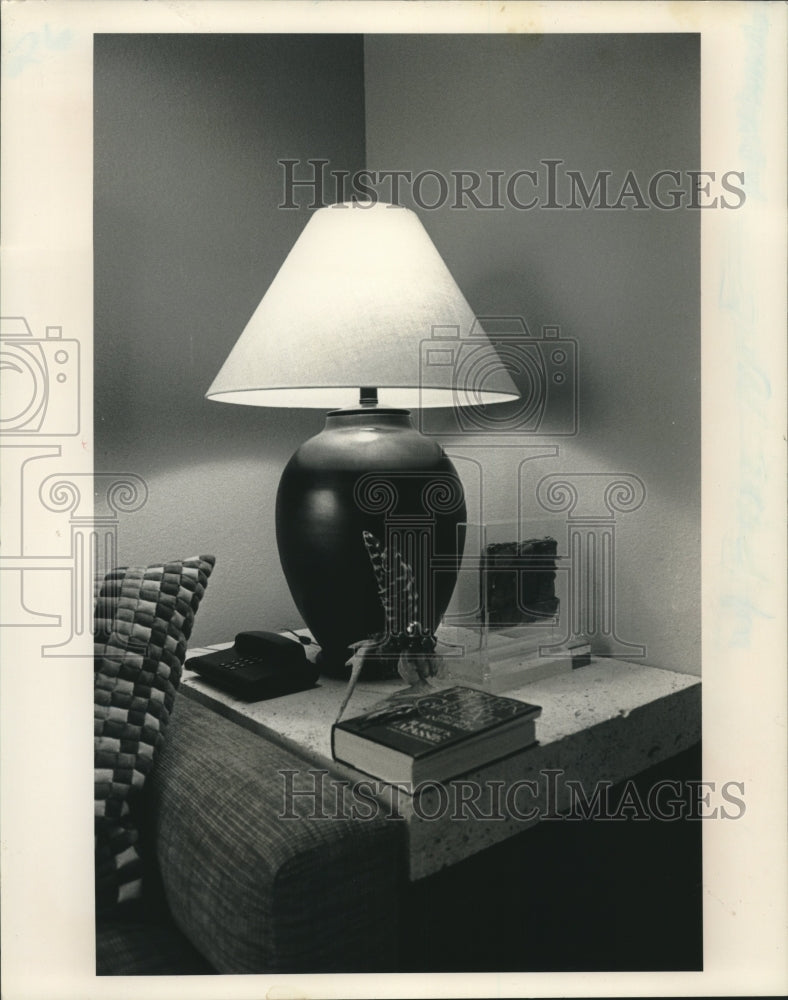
[
  {"x1": 0, "y1": 315, "x2": 147, "y2": 654},
  {"x1": 278, "y1": 768, "x2": 746, "y2": 823},
  {"x1": 279, "y1": 158, "x2": 746, "y2": 211},
  {"x1": 418, "y1": 317, "x2": 577, "y2": 438},
  {"x1": 0, "y1": 317, "x2": 80, "y2": 437}
]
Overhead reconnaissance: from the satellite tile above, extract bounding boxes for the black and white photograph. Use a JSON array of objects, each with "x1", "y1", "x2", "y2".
[{"x1": 1, "y1": 3, "x2": 785, "y2": 998}]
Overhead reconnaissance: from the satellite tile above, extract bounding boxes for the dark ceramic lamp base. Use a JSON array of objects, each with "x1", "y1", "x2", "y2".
[{"x1": 275, "y1": 404, "x2": 466, "y2": 676}]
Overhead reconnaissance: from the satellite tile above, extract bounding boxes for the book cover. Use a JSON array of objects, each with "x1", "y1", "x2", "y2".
[{"x1": 332, "y1": 686, "x2": 541, "y2": 783}]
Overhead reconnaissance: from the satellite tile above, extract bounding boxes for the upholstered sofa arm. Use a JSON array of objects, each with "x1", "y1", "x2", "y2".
[{"x1": 147, "y1": 695, "x2": 405, "y2": 973}]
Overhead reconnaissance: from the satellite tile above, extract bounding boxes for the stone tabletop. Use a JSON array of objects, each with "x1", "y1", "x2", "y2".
[{"x1": 181, "y1": 640, "x2": 701, "y2": 879}]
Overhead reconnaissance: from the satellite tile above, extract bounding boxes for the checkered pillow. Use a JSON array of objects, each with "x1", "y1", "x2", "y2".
[{"x1": 94, "y1": 554, "x2": 215, "y2": 916}]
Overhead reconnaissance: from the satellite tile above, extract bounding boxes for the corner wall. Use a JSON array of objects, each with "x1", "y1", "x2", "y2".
[
  {"x1": 94, "y1": 34, "x2": 366, "y2": 644},
  {"x1": 364, "y1": 34, "x2": 701, "y2": 672}
]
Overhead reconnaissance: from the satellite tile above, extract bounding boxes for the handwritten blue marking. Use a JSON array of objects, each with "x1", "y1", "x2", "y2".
[{"x1": 4, "y1": 24, "x2": 72, "y2": 78}]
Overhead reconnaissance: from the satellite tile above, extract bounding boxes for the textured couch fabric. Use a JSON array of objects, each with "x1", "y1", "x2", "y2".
[
  {"x1": 96, "y1": 906, "x2": 216, "y2": 975},
  {"x1": 143, "y1": 695, "x2": 406, "y2": 973}
]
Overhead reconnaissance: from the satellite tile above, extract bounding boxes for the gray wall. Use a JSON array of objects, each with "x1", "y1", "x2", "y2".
[
  {"x1": 365, "y1": 34, "x2": 700, "y2": 671},
  {"x1": 95, "y1": 33, "x2": 700, "y2": 672},
  {"x1": 94, "y1": 35, "x2": 366, "y2": 644}
]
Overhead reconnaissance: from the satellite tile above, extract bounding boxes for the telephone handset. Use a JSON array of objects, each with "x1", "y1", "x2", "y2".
[{"x1": 189, "y1": 631, "x2": 319, "y2": 701}]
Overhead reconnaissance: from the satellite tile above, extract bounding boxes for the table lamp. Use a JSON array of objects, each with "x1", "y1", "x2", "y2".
[{"x1": 207, "y1": 201, "x2": 519, "y2": 673}]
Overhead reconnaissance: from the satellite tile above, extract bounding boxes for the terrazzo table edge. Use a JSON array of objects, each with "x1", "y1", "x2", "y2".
[{"x1": 181, "y1": 647, "x2": 701, "y2": 880}]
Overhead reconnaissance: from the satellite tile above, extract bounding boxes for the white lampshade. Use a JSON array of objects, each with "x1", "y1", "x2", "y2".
[{"x1": 206, "y1": 201, "x2": 520, "y2": 409}]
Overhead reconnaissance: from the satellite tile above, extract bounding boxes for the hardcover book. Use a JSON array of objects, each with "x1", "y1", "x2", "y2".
[{"x1": 331, "y1": 685, "x2": 541, "y2": 785}]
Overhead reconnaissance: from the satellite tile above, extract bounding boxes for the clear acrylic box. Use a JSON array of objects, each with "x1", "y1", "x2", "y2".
[{"x1": 436, "y1": 521, "x2": 589, "y2": 693}]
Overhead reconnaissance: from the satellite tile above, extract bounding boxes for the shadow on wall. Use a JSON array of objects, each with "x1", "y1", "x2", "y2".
[{"x1": 94, "y1": 33, "x2": 367, "y2": 639}]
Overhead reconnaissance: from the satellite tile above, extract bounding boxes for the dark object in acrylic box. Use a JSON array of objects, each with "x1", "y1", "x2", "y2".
[{"x1": 484, "y1": 539, "x2": 559, "y2": 627}]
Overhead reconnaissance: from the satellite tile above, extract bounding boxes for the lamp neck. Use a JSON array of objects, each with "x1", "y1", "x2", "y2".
[
  {"x1": 324, "y1": 407, "x2": 413, "y2": 427},
  {"x1": 327, "y1": 386, "x2": 412, "y2": 418}
]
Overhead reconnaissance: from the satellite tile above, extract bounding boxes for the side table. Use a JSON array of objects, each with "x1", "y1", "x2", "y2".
[{"x1": 182, "y1": 637, "x2": 701, "y2": 881}]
